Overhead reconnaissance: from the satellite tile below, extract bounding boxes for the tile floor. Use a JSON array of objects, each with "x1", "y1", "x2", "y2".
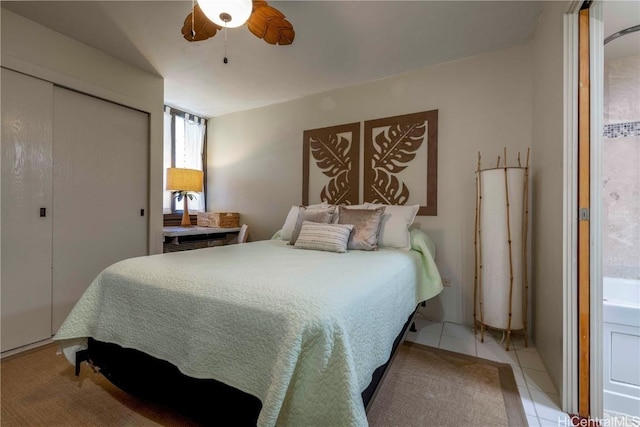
[{"x1": 406, "y1": 318, "x2": 571, "y2": 427}]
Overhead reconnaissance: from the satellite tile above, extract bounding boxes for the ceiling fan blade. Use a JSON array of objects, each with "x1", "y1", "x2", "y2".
[
  {"x1": 247, "y1": 1, "x2": 295, "y2": 45},
  {"x1": 181, "y1": 4, "x2": 221, "y2": 42}
]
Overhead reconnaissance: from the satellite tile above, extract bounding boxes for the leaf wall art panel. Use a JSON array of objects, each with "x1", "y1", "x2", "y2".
[
  {"x1": 303, "y1": 122, "x2": 360, "y2": 205},
  {"x1": 363, "y1": 110, "x2": 438, "y2": 215}
]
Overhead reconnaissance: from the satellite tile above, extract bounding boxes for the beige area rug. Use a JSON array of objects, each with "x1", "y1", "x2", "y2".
[
  {"x1": 2, "y1": 342, "x2": 526, "y2": 426},
  {"x1": 367, "y1": 341, "x2": 527, "y2": 427},
  {"x1": 1, "y1": 344, "x2": 197, "y2": 426}
]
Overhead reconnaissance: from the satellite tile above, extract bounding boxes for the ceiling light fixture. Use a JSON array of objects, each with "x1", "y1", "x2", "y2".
[
  {"x1": 198, "y1": 0, "x2": 252, "y2": 29},
  {"x1": 181, "y1": 0, "x2": 295, "y2": 46}
]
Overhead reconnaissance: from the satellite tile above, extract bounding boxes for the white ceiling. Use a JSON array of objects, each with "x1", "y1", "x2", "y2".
[
  {"x1": 2, "y1": 0, "x2": 542, "y2": 117},
  {"x1": 2, "y1": 1, "x2": 544, "y2": 118}
]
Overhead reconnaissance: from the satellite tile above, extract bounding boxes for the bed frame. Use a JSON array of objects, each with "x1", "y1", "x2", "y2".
[{"x1": 77, "y1": 310, "x2": 416, "y2": 425}]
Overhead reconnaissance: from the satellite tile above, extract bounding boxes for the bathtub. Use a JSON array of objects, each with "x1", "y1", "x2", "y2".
[{"x1": 603, "y1": 277, "x2": 640, "y2": 417}]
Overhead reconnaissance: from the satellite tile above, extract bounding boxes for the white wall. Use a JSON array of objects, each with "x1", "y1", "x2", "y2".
[
  {"x1": 530, "y1": 1, "x2": 568, "y2": 395},
  {"x1": 0, "y1": 9, "x2": 165, "y2": 254},
  {"x1": 208, "y1": 45, "x2": 533, "y2": 324},
  {"x1": 603, "y1": 56, "x2": 640, "y2": 279}
]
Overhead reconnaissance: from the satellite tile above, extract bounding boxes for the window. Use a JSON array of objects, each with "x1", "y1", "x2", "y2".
[{"x1": 163, "y1": 106, "x2": 207, "y2": 214}]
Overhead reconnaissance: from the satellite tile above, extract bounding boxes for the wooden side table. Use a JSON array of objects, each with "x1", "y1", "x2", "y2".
[{"x1": 162, "y1": 226, "x2": 241, "y2": 252}]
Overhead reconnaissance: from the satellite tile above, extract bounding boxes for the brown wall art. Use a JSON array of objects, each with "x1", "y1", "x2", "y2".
[
  {"x1": 364, "y1": 110, "x2": 438, "y2": 216},
  {"x1": 302, "y1": 122, "x2": 360, "y2": 205},
  {"x1": 302, "y1": 110, "x2": 438, "y2": 215}
]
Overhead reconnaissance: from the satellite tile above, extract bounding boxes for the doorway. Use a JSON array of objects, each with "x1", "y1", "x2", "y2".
[{"x1": 600, "y1": 1, "x2": 640, "y2": 421}]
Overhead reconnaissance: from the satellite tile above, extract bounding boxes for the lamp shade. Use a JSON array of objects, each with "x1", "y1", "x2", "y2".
[
  {"x1": 166, "y1": 168, "x2": 203, "y2": 192},
  {"x1": 475, "y1": 167, "x2": 527, "y2": 330},
  {"x1": 198, "y1": 0, "x2": 253, "y2": 28}
]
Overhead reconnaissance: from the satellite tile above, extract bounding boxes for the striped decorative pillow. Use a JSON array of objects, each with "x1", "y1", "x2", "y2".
[{"x1": 293, "y1": 221, "x2": 354, "y2": 253}]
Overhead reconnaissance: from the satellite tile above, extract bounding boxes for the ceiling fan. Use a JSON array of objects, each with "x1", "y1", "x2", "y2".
[{"x1": 181, "y1": 0, "x2": 295, "y2": 46}]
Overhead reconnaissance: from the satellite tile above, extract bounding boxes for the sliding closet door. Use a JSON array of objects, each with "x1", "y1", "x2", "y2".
[
  {"x1": 51, "y1": 87, "x2": 149, "y2": 332},
  {"x1": 1, "y1": 69, "x2": 54, "y2": 352}
]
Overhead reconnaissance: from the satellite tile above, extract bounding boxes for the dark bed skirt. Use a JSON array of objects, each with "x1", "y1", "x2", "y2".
[{"x1": 86, "y1": 311, "x2": 415, "y2": 426}]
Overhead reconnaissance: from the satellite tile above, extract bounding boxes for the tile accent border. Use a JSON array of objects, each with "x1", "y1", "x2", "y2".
[{"x1": 603, "y1": 121, "x2": 640, "y2": 138}]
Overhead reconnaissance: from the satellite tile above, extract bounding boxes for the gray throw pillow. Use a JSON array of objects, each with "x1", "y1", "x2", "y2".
[
  {"x1": 337, "y1": 205, "x2": 385, "y2": 250},
  {"x1": 289, "y1": 205, "x2": 336, "y2": 245}
]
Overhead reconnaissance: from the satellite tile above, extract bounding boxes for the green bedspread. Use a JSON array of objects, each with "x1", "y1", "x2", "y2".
[{"x1": 55, "y1": 229, "x2": 442, "y2": 426}]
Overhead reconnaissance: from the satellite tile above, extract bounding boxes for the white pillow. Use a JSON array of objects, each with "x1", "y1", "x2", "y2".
[
  {"x1": 294, "y1": 222, "x2": 353, "y2": 253},
  {"x1": 280, "y1": 202, "x2": 327, "y2": 241},
  {"x1": 365, "y1": 204, "x2": 419, "y2": 250}
]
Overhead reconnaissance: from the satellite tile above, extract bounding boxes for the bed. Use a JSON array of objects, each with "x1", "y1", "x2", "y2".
[{"x1": 54, "y1": 228, "x2": 442, "y2": 427}]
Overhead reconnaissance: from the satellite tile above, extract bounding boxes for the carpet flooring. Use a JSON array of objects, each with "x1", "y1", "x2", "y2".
[{"x1": 1, "y1": 341, "x2": 526, "y2": 426}]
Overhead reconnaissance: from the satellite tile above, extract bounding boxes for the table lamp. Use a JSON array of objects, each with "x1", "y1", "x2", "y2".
[{"x1": 166, "y1": 168, "x2": 204, "y2": 227}]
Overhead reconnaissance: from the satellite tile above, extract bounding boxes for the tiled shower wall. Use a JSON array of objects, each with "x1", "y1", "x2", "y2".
[{"x1": 603, "y1": 55, "x2": 640, "y2": 279}]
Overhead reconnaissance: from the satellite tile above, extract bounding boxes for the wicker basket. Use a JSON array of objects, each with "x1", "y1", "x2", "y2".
[{"x1": 197, "y1": 212, "x2": 240, "y2": 228}]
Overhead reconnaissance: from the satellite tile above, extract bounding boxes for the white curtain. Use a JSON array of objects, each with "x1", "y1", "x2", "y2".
[
  {"x1": 164, "y1": 108, "x2": 207, "y2": 214},
  {"x1": 181, "y1": 113, "x2": 206, "y2": 212},
  {"x1": 162, "y1": 108, "x2": 172, "y2": 214}
]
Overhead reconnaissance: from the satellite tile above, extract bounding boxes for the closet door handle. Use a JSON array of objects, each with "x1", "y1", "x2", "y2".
[
  {"x1": 40, "y1": 207, "x2": 47, "y2": 217},
  {"x1": 140, "y1": 209, "x2": 145, "y2": 217}
]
